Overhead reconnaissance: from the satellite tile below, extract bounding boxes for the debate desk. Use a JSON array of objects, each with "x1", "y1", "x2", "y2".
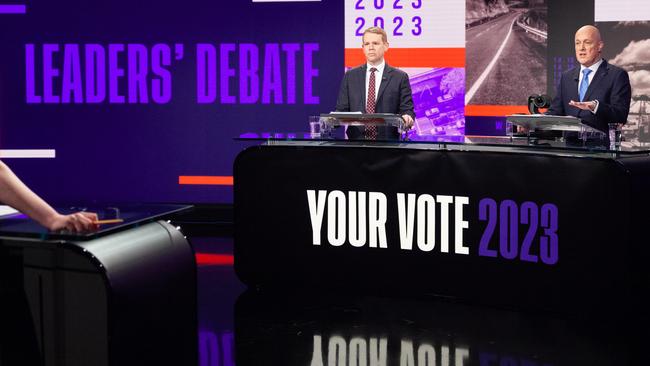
[
  {"x1": 234, "y1": 134, "x2": 650, "y2": 315},
  {"x1": 0, "y1": 204, "x2": 196, "y2": 366}
]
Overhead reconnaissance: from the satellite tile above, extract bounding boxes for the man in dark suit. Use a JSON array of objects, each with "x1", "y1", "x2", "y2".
[
  {"x1": 547, "y1": 25, "x2": 631, "y2": 134},
  {"x1": 335, "y1": 27, "x2": 415, "y2": 139}
]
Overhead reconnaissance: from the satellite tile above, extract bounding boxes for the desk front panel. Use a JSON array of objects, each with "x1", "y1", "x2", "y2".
[{"x1": 235, "y1": 145, "x2": 646, "y2": 312}]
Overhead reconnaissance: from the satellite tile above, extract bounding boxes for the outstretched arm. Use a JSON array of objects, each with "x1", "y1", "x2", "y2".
[{"x1": 0, "y1": 160, "x2": 98, "y2": 232}]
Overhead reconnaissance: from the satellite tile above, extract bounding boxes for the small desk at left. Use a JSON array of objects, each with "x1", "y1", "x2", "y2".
[{"x1": 0, "y1": 204, "x2": 196, "y2": 366}]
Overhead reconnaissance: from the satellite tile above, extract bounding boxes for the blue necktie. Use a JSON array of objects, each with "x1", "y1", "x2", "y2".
[{"x1": 579, "y1": 69, "x2": 592, "y2": 102}]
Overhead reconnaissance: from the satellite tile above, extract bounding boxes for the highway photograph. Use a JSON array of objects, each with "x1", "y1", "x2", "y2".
[{"x1": 465, "y1": 0, "x2": 547, "y2": 105}]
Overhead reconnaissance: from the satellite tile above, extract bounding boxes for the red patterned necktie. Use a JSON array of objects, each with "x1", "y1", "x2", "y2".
[{"x1": 365, "y1": 67, "x2": 378, "y2": 139}]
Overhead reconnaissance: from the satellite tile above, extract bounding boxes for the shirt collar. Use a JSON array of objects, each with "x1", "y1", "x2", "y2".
[
  {"x1": 580, "y1": 58, "x2": 603, "y2": 75},
  {"x1": 367, "y1": 60, "x2": 385, "y2": 74}
]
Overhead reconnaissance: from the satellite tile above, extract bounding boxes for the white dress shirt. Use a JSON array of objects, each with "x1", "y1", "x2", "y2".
[
  {"x1": 365, "y1": 60, "x2": 385, "y2": 109},
  {"x1": 578, "y1": 58, "x2": 603, "y2": 114}
]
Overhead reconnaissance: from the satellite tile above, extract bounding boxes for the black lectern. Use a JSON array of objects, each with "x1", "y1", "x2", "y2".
[{"x1": 0, "y1": 204, "x2": 196, "y2": 366}]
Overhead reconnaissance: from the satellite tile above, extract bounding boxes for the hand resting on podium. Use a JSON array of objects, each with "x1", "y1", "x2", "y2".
[{"x1": 0, "y1": 160, "x2": 99, "y2": 232}]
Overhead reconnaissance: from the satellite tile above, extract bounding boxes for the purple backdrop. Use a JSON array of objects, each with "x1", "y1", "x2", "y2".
[{"x1": 0, "y1": 0, "x2": 343, "y2": 205}]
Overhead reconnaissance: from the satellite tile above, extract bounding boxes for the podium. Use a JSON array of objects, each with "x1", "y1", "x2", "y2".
[
  {"x1": 234, "y1": 135, "x2": 650, "y2": 315},
  {"x1": 319, "y1": 113, "x2": 406, "y2": 140},
  {"x1": 0, "y1": 204, "x2": 196, "y2": 366},
  {"x1": 506, "y1": 114, "x2": 609, "y2": 145}
]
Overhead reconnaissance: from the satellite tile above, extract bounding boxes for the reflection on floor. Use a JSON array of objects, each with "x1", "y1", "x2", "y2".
[
  {"x1": 193, "y1": 236, "x2": 643, "y2": 366},
  {"x1": 194, "y1": 237, "x2": 241, "y2": 366}
]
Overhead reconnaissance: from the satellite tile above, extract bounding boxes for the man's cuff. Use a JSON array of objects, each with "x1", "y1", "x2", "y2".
[{"x1": 591, "y1": 99, "x2": 599, "y2": 114}]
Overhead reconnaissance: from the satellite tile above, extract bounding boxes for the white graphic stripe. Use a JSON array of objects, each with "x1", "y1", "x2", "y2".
[{"x1": 0, "y1": 149, "x2": 56, "y2": 158}]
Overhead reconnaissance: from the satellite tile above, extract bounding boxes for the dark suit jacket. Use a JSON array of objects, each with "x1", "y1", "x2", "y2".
[
  {"x1": 547, "y1": 59, "x2": 631, "y2": 133},
  {"x1": 335, "y1": 64, "x2": 415, "y2": 139}
]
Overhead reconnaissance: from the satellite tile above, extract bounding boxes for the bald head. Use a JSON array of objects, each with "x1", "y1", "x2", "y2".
[
  {"x1": 576, "y1": 25, "x2": 602, "y2": 42},
  {"x1": 574, "y1": 25, "x2": 604, "y2": 67}
]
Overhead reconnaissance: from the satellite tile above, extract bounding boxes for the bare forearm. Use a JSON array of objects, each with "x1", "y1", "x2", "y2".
[{"x1": 0, "y1": 161, "x2": 61, "y2": 228}]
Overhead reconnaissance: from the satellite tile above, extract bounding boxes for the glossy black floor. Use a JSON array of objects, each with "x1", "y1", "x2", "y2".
[
  {"x1": 193, "y1": 236, "x2": 645, "y2": 366},
  {"x1": 1, "y1": 234, "x2": 644, "y2": 365}
]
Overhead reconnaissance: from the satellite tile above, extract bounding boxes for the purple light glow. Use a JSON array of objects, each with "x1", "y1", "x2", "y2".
[
  {"x1": 199, "y1": 331, "x2": 234, "y2": 366},
  {"x1": 0, "y1": 5, "x2": 26, "y2": 14}
]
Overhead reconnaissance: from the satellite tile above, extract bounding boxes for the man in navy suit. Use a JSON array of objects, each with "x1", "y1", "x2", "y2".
[
  {"x1": 335, "y1": 27, "x2": 415, "y2": 139},
  {"x1": 547, "y1": 25, "x2": 631, "y2": 134}
]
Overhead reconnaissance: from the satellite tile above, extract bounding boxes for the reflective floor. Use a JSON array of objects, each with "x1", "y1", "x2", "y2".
[{"x1": 193, "y1": 236, "x2": 645, "y2": 366}]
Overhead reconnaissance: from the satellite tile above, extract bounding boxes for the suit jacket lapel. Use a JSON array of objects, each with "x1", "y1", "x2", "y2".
[
  {"x1": 584, "y1": 60, "x2": 609, "y2": 101},
  {"x1": 376, "y1": 64, "x2": 393, "y2": 102}
]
